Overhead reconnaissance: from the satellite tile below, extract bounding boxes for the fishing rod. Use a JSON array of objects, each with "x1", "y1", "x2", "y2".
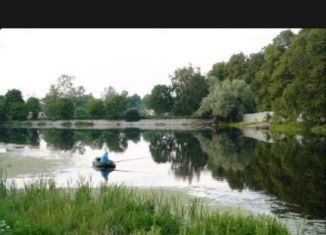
[
  {"x1": 114, "y1": 157, "x2": 148, "y2": 163},
  {"x1": 113, "y1": 169, "x2": 156, "y2": 174}
]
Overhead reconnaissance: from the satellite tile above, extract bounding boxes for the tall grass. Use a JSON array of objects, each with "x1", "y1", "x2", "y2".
[{"x1": 0, "y1": 176, "x2": 289, "y2": 235}]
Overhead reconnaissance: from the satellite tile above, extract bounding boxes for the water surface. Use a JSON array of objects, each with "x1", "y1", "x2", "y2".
[{"x1": 0, "y1": 128, "x2": 325, "y2": 234}]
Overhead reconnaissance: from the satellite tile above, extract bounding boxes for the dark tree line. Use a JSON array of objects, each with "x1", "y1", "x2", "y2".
[{"x1": 1, "y1": 29, "x2": 324, "y2": 124}]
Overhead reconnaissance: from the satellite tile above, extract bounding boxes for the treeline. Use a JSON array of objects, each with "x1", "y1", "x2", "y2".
[
  {"x1": 145, "y1": 29, "x2": 325, "y2": 123},
  {"x1": 0, "y1": 76, "x2": 144, "y2": 121},
  {"x1": 0, "y1": 29, "x2": 325, "y2": 123}
]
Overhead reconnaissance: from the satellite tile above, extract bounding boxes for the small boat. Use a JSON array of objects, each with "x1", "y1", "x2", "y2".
[{"x1": 92, "y1": 157, "x2": 116, "y2": 169}]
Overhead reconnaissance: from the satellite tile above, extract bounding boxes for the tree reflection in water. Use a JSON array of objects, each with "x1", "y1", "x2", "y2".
[
  {"x1": 143, "y1": 130, "x2": 208, "y2": 184},
  {"x1": 0, "y1": 128, "x2": 39, "y2": 146},
  {"x1": 0, "y1": 127, "x2": 325, "y2": 219}
]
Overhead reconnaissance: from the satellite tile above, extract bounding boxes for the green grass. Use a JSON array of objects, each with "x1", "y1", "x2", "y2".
[
  {"x1": 311, "y1": 125, "x2": 326, "y2": 136},
  {"x1": 74, "y1": 121, "x2": 94, "y2": 127},
  {"x1": 0, "y1": 176, "x2": 289, "y2": 235},
  {"x1": 269, "y1": 122, "x2": 308, "y2": 135},
  {"x1": 225, "y1": 122, "x2": 246, "y2": 128}
]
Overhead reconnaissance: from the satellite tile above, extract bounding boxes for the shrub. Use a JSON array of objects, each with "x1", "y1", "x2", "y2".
[{"x1": 124, "y1": 109, "x2": 141, "y2": 122}]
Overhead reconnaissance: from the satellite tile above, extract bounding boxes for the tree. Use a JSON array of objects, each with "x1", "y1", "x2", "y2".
[
  {"x1": 105, "y1": 90, "x2": 128, "y2": 119},
  {"x1": 56, "y1": 98, "x2": 74, "y2": 119},
  {"x1": 254, "y1": 30, "x2": 296, "y2": 111},
  {"x1": 207, "y1": 62, "x2": 227, "y2": 90},
  {"x1": 170, "y1": 65, "x2": 209, "y2": 116},
  {"x1": 147, "y1": 85, "x2": 173, "y2": 115},
  {"x1": 196, "y1": 79, "x2": 255, "y2": 121},
  {"x1": 272, "y1": 29, "x2": 326, "y2": 123},
  {"x1": 43, "y1": 75, "x2": 92, "y2": 119},
  {"x1": 0, "y1": 96, "x2": 6, "y2": 121},
  {"x1": 87, "y1": 98, "x2": 106, "y2": 118},
  {"x1": 273, "y1": 29, "x2": 296, "y2": 48},
  {"x1": 225, "y1": 53, "x2": 248, "y2": 81},
  {"x1": 124, "y1": 108, "x2": 141, "y2": 121},
  {"x1": 8, "y1": 102, "x2": 28, "y2": 121},
  {"x1": 127, "y1": 94, "x2": 142, "y2": 110},
  {"x1": 26, "y1": 97, "x2": 41, "y2": 119},
  {"x1": 4, "y1": 89, "x2": 27, "y2": 120},
  {"x1": 4, "y1": 89, "x2": 24, "y2": 106}
]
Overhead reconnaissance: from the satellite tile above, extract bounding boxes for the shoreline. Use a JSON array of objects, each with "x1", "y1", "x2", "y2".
[{"x1": 0, "y1": 119, "x2": 212, "y2": 131}]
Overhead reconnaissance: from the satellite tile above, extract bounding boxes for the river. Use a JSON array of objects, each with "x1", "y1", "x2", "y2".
[{"x1": 0, "y1": 127, "x2": 325, "y2": 234}]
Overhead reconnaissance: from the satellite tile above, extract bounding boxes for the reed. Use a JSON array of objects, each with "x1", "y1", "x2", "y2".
[{"x1": 0, "y1": 176, "x2": 289, "y2": 235}]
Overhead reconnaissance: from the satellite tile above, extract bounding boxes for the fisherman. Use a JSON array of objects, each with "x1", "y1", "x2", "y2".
[{"x1": 100, "y1": 151, "x2": 111, "y2": 164}]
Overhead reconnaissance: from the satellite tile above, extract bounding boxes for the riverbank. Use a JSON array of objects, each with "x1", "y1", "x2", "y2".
[
  {"x1": 0, "y1": 177, "x2": 289, "y2": 235},
  {"x1": 0, "y1": 119, "x2": 209, "y2": 131},
  {"x1": 226, "y1": 121, "x2": 326, "y2": 136}
]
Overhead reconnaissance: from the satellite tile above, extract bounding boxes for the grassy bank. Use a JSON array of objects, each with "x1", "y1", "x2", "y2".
[
  {"x1": 311, "y1": 124, "x2": 326, "y2": 136},
  {"x1": 269, "y1": 122, "x2": 307, "y2": 135},
  {"x1": 225, "y1": 121, "x2": 326, "y2": 136},
  {"x1": 0, "y1": 177, "x2": 289, "y2": 235}
]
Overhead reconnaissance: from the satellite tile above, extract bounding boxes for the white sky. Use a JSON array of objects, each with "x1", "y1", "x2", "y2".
[{"x1": 0, "y1": 28, "x2": 300, "y2": 99}]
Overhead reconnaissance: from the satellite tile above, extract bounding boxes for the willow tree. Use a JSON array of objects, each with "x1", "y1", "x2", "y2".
[{"x1": 196, "y1": 79, "x2": 255, "y2": 121}]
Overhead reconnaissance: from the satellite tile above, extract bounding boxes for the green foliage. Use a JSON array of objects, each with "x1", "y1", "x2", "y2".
[
  {"x1": 147, "y1": 85, "x2": 173, "y2": 115},
  {"x1": 272, "y1": 29, "x2": 296, "y2": 48},
  {"x1": 87, "y1": 98, "x2": 106, "y2": 118},
  {"x1": 0, "y1": 96, "x2": 6, "y2": 121},
  {"x1": 207, "y1": 62, "x2": 227, "y2": 89},
  {"x1": 3, "y1": 89, "x2": 27, "y2": 121},
  {"x1": 171, "y1": 65, "x2": 209, "y2": 116},
  {"x1": 127, "y1": 94, "x2": 142, "y2": 110},
  {"x1": 7, "y1": 102, "x2": 28, "y2": 121},
  {"x1": 25, "y1": 97, "x2": 40, "y2": 119},
  {"x1": 43, "y1": 75, "x2": 93, "y2": 119},
  {"x1": 57, "y1": 98, "x2": 74, "y2": 119},
  {"x1": 4, "y1": 89, "x2": 24, "y2": 108},
  {"x1": 124, "y1": 109, "x2": 141, "y2": 122},
  {"x1": 105, "y1": 90, "x2": 129, "y2": 119},
  {"x1": 225, "y1": 53, "x2": 249, "y2": 81},
  {"x1": 74, "y1": 107, "x2": 91, "y2": 119},
  {"x1": 272, "y1": 29, "x2": 326, "y2": 123},
  {"x1": 311, "y1": 125, "x2": 326, "y2": 136},
  {"x1": 269, "y1": 122, "x2": 309, "y2": 135},
  {"x1": 0, "y1": 177, "x2": 289, "y2": 235},
  {"x1": 196, "y1": 79, "x2": 255, "y2": 121}
]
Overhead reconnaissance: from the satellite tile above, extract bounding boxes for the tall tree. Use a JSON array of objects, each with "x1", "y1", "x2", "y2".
[
  {"x1": 4, "y1": 89, "x2": 27, "y2": 120},
  {"x1": 170, "y1": 65, "x2": 209, "y2": 116},
  {"x1": 26, "y1": 97, "x2": 41, "y2": 119},
  {"x1": 225, "y1": 53, "x2": 248, "y2": 81},
  {"x1": 0, "y1": 96, "x2": 6, "y2": 121},
  {"x1": 105, "y1": 89, "x2": 129, "y2": 119},
  {"x1": 87, "y1": 98, "x2": 106, "y2": 118},
  {"x1": 273, "y1": 29, "x2": 326, "y2": 123},
  {"x1": 207, "y1": 62, "x2": 227, "y2": 90},
  {"x1": 254, "y1": 30, "x2": 296, "y2": 111},
  {"x1": 147, "y1": 85, "x2": 173, "y2": 115},
  {"x1": 56, "y1": 98, "x2": 74, "y2": 119}
]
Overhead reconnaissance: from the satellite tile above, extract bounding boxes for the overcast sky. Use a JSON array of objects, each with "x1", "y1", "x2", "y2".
[{"x1": 0, "y1": 28, "x2": 300, "y2": 99}]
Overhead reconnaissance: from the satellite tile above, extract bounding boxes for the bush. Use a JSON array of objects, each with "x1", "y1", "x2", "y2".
[
  {"x1": 74, "y1": 107, "x2": 91, "y2": 119},
  {"x1": 124, "y1": 109, "x2": 141, "y2": 122}
]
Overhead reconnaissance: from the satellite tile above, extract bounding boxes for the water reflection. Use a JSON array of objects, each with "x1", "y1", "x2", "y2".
[
  {"x1": 143, "y1": 130, "x2": 208, "y2": 183},
  {"x1": 0, "y1": 128, "x2": 325, "y2": 228},
  {"x1": 0, "y1": 128, "x2": 39, "y2": 146}
]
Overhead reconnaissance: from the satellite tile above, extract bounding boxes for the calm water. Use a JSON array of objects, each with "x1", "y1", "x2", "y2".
[{"x1": 0, "y1": 127, "x2": 325, "y2": 234}]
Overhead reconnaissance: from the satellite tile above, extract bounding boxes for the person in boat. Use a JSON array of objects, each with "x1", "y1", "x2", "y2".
[{"x1": 100, "y1": 151, "x2": 112, "y2": 164}]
